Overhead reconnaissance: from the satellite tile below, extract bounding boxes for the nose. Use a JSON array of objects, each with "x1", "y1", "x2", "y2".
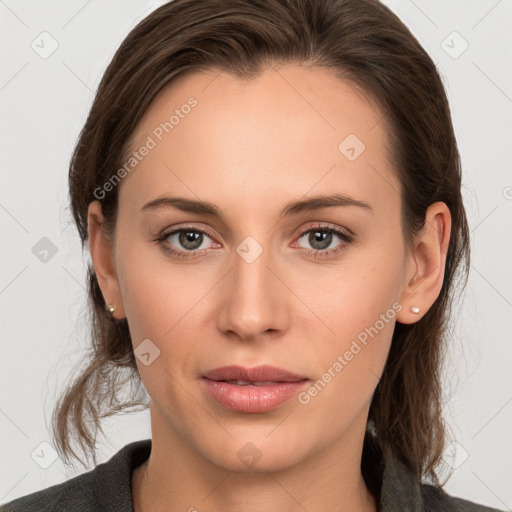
[{"x1": 216, "y1": 237, "x2": 290, "y2": 341}]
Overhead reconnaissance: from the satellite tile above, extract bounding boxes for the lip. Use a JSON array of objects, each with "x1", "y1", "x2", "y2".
[
  {"x1": 201, "y1": 365, "x2": 309, "y2": 413},
  {"x1": 202, "y1": 364, "x2": 307, "y2": 383}
]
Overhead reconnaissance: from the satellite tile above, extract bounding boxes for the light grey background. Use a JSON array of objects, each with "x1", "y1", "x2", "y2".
[{"x1": 1, "y1": 0, "x2": 511, "y2": 509}]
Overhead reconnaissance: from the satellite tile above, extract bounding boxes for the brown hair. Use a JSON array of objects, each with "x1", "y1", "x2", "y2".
[{"x1": 53, "y1": 0, "x2": 469, "y2": 486}]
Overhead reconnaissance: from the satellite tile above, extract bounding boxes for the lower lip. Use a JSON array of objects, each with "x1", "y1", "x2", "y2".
[{"x1": 201, "y1": 378, "x2": 309, "y2": 413}]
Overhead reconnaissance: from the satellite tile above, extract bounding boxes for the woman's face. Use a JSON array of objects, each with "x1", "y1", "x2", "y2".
[{"x1": 108, "y1": 64, "x2": 416, "y2": 471}]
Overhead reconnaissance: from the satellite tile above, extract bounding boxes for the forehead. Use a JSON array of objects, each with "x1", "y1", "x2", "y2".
[{"x1": 119, "y1": 64, "x2": 399, "y2": 217}]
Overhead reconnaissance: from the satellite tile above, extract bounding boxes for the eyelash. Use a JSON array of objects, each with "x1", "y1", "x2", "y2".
[{"x1": 154, "y1": 223, "x2": 355, "y2": 260}]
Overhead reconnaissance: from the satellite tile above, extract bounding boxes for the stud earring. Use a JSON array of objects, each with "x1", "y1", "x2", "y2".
[
  {"x1": 410, "y1": 306, "x2": 420, "y2": 314},
  {"x1": 105, "y1": 304, "x2": 115, "y2": 314}
]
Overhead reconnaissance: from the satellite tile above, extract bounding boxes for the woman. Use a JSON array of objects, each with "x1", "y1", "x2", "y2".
[{"x1": 1, "y1": 0, "x2": 505, "y2": 510}]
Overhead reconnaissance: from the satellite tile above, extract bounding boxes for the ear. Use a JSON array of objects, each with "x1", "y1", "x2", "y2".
[
  {"x1": 396, "y1": 201, "x2": 452, "y2": 324},
  {"x1": 87, "y1": 201, "x2": 126, "y2": 319}
]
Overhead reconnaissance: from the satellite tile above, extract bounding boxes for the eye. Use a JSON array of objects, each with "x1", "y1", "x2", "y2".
[
  {"x1": 294, "y1": 224, "x2": 354, "y2": 258},
  {"x1": 154, "y1": 223, "x2": 354, "y2": 260},
  {"x1": 155, "y1": 226, "x2": 218, "y2": 259}
]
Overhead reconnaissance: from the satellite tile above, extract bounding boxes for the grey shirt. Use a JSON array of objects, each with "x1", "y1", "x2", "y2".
[{"x1": 0, "y1": 438, "x2": 505, "y2": 511}]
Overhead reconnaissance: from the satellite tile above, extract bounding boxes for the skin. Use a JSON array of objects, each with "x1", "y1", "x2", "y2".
[{"x1": 87, "y1": 63, "x2": 451, "y2": 512}]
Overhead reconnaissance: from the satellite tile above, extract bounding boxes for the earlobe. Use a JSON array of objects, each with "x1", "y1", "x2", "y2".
[
  {"x1": 396, "y1": 202, "x2": 451, "y2": 324},
  {"x1": 87, "y1": 201, "x2": 125, "y2": 319}
]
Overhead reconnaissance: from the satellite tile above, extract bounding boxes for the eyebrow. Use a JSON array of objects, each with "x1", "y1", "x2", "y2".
[{"x1": 141, "y1": 193, "x2": 374, "y2": 219}]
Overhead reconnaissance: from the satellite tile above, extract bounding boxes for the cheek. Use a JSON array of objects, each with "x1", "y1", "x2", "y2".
[
  {"x1": 298, "y1": 243, "x2": 404, "y2": 397},
  {"x1": 296, "y1": 270, "x2": 401, "y2": 436},
  {"x1": 117, "y1": 237, "x2": 205, "y2": 336},
  {"x1": 116, "y1": 242, "x2": 218, "y2": 386},
  {"x1": 305, "y1": 243, "x2": 404, "y2": 342},
  {"x1": 116, "y1": 253, "x2": 202, "y2": 410}
]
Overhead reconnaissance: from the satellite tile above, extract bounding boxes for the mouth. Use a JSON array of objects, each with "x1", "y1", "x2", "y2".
[{"x1": 201, "y1": 365, "x2": 310, "y2": 413}]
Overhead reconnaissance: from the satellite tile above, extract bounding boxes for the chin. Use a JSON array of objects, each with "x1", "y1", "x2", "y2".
[{"x1": 200, "y1": 437, "x2": 307, "y2": 473}]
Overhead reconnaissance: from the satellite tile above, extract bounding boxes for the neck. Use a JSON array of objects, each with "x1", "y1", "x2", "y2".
[{"x1": 132, "y1": 408, "x2": 377, "y2": 512}]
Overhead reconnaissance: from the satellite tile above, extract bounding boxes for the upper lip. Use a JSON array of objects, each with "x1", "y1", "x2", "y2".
[{"x1": 203, "y1": 365, "x2": 308, "y2": 382}]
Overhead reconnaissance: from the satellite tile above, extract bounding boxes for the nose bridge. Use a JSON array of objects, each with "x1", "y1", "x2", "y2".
[{"x1": 218, "y1": 235, "x2": 286, "y2": 339}]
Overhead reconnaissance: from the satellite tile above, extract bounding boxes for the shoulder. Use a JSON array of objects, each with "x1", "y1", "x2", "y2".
[
  {"x1": 373, "y1": 438, "x2": 506, "y2": 512},
  {"x1": 0, "y1": 469, "x2": 98, "y2": 512},
  {"x1": 420, "y1": 481, "x2": 506, "y2": 512},
  {"x1": 0, "y1": 439, "x2": 152, "y2": 512}
]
